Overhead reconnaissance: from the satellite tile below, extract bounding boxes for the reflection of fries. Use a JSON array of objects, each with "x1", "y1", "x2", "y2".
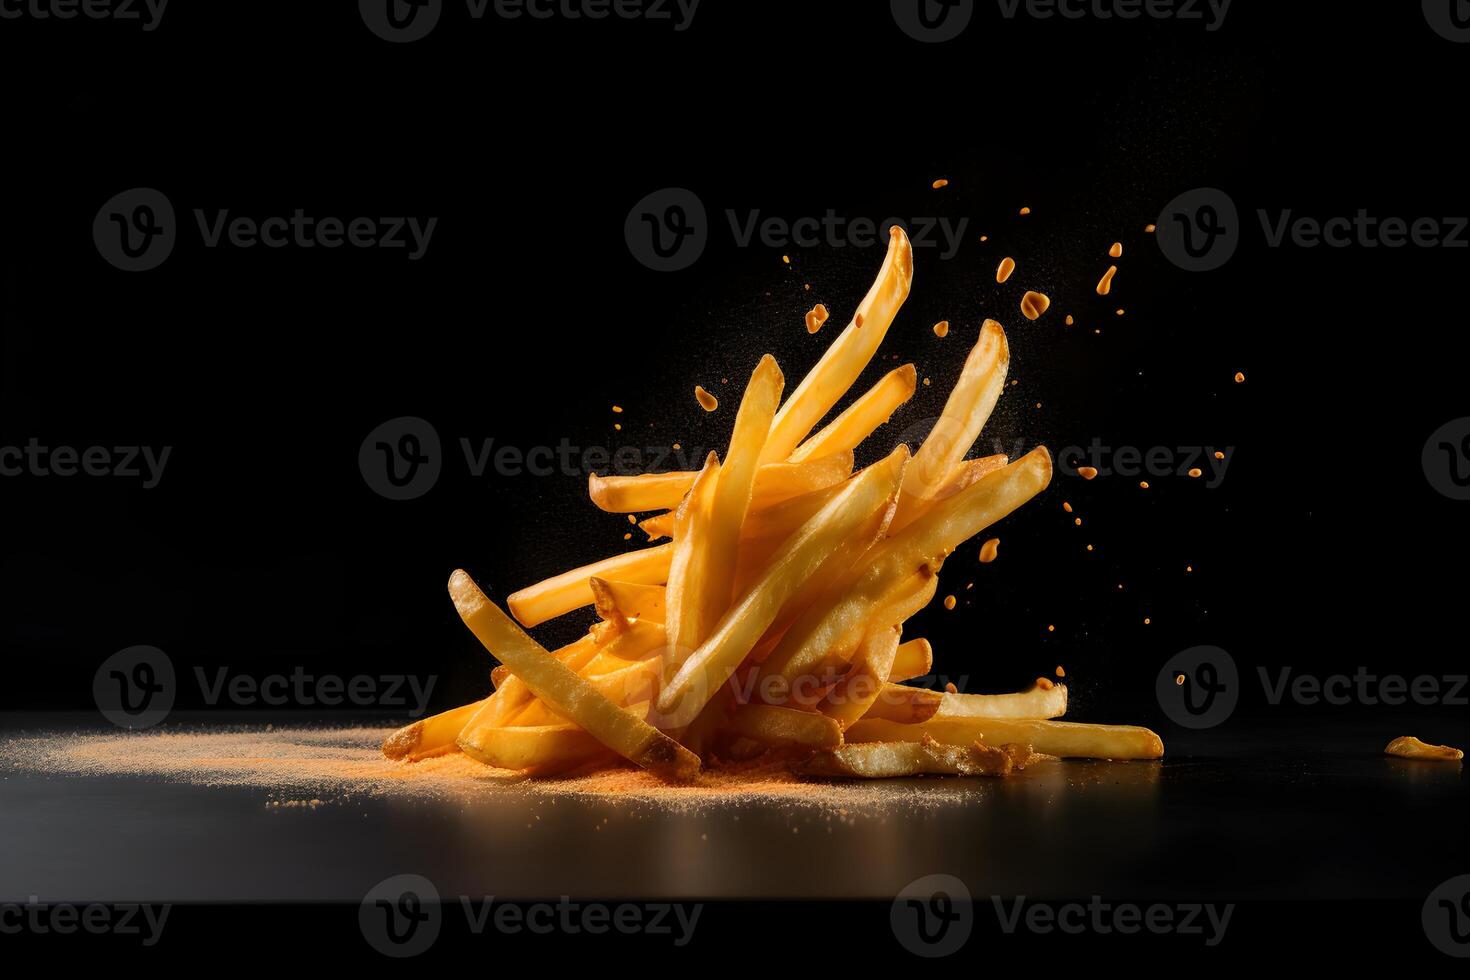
[{"x1": 384, "y1": 228, "x2": 1167, "y2": 782}]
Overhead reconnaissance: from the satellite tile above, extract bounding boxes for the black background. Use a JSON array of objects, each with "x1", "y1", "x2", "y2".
[{"x1": 1, "y1": 1, "x2": 1466, "y2": 738}]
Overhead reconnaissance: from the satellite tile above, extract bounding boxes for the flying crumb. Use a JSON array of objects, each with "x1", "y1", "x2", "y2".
[
  {"x1": 805, "y1": 304, "x2": 830, "y2": 334},
  {"x1": 1145, "y1": 224, "x2": 1157, "y2": 233},
  {"x1": 1078, "y1": 466, "x2": 1098, "y2": 480},
  {"x1": 997, "y1": 256, "x2": 1016, "y2": 283},
  {"x1": 1109, "y1": 242, "x2": 1123, "y2": 258},
  {"x1": 1019, "y1": 207, "x2": 1031, "y2": 215},
  {"x1": 695, "y1": 386, "x2": 719, "y2": 412},
  {"x1": 1176, "y1": 674, "x2": 1186, "y2": 686},
  {"x1": 782, "y1": 255, "x2": 791, "y2": 265},
  {"x1": 1055, "y1": 666, "x2": 1066, "y2": 678},
  {"x1": 612, "y1": 405, "x2": 623, "y2": 413},
  {"x1": 923, "y1": 377, "x2": 931, "y2": 386},
  {"x1": 933, "y1": 320, "x2": 950, "y2": 338},
  {"x1": 1062, "y1": 502, "x2": 1073, "y2": 513},
  {"x1": 627, "y1": 514, "x2": 637, "y2": 524},
  {"x1": 1214, "y1": 451, "x2": 1225, "y2": 460},
  {"x1": 1140, "y1": 481, "x2": 1150, "y2": 489},
  {"x1": 1188, "y1": 468, "x2": 1202, "y2": 478},
  {"x1": 1020, "y1": 291, "x2": 1050, "y2": 321},
  {"x1": 1096, "y1": 266, "x2": 1117, "y2": 296},
  {"x1": 943, "y1": 595, "x2": 957, "y2": 610},
  {"x1": 1065, "y1": 315, "x2": 1074, "y2": 326},
  {"x1": 1047, "y1": 624, "x2": 1055, "y2": 632},
  {"x1": 1115, "y1": 309, "x2": 1125, "y2": 316},
  {"x1": 1234, "y1": 371, "x2": 1246, "y2": 383},
  {"x1": 979, "y1": 538, "x2": 1000, "y2": 563},
  {"x1": 932, "y1": 178, "x2": 949, "y2": 190}
]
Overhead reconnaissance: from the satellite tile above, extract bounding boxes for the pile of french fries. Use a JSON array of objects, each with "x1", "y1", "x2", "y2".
[{"x1": 383, "y1": 227, "x2": 1164, "y2": 781}]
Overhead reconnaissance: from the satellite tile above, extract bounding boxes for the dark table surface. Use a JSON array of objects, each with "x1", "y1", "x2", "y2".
[{"x1": 3, "y1": 712, "x2": 1466, "y2": 905}]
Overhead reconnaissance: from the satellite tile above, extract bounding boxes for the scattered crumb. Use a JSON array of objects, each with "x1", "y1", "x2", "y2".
[
  {"x1": 933, "y1": 320, "x2": 950, "y2": 338},
  {"x1": 1109, "y1": 242, "x2": 1123, "y2": 258},
  {"x1": 695, "y1": 386, "x2": 719, "y2": 412},
  {"x1": 996, "y1": 257, "x2": 1016, "y2": 284},
  {"x1": 979, "y1": 538, "x2": 1000, "y2": 563},
  {"x1": 943, "y1": 595, "x2": 957, "y2": 610},
  {"x1": 932, "y1": 178, "x2": 949, "y2": 190}
]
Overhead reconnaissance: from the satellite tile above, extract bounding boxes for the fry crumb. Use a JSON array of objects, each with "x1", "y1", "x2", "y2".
[
  {"x1": 1078, "y1": 466, "x2": 1098, "y2": 480},
  {"x1": 1115, "y1": 309, "x2": 1125, "y2": 316},
  {"x1": 1186, "y1": 565, "x2": 1193, "y2": 572},
  {"x1": 614, "y1": 423, "x2": 622, "y2": 431},
  {"x1": 945, "y1": 682, "x2": 958, "y2": 694},
  {"x1": 1062, "y1": 502, "x2": 1073, "y2": 513},
  {"x1": 1214, "y1": 451, "x2": 1225, "y2": 460},
  {"x1": 1096, "y1": 265, "x2": 1118, "y2": 296},
  {"x1": 923, "y1": 377, "x2": 932, "y2": 386},
  {"x1": 1020, "y1": 291, "x2": 1051, "y2": 321},
  {"x1": 1176, "y1": 673, "x2": 1186, "y2": 686},
  {"x1": 627, "y1": 514, "x2": 637, "y2": 524},
  {"x1": 1188, "y1": 468, "x2": 1202, "y2": 478},
  {"x1": 805, "y1": 304, "x2": 830, "y2": 334},
  {"x1": 1047, "y1": 624, "x2": 1055, "y2": 632},
  {"x1": 980, "y1": 235, "x2": 989, "y2": 242},
  {"x1": 695, "y1": 386, "x2": 719, "y2": 412},
  {"x1": 1019, "y1": 206, "x2": 1031, "y2": 215},
  {"x1": 933, "y1": 320, "x2": 950, "y2": 338},
  {"x1": 1234, "y1": 371, "x2": 1246, "y2": 383},
  {"x1": 1086, "y1": 544, "x2": 1094, "y2": 551},
  {"x1": 979, "y1": 538, "x2": 1000, "y2": 563},
  {"x1": 1143, "y1": 618, "x2": 1152, "y2": 625},
  {"x1": 1055, "y1": 666, "x2": 1065, "y2": 678},
  {"x1": 612, "y1": 405, "x2": 623, "y2": 413},
  {"x1": 1065, "y1": 315, "x2": 1074, "y2": 326},
  {"x1": 943, "y1": 595, "x2": 957, "y2": 611},
  {"x1": 1145, "y1": 224, "x2": 1157, "y2": 233},
  {"x1": 1109, "y1": 242, "x2": 1123, "y2": 258},
  {"x1": 997, "y1": 256, "x2": 1016, "y2": 284},
  {"x1": 1139, "y1": 481, "x2": 1150, "y2": 489},
  {"x1": 1036, "y1": 677, "x2": 1055, "y2": 691},
  {"x1": 932, "y1": 178, "x2": 949, "y2": 189},
  {"x1": 672, "y1": 442, "x2": 681, "y2": 450},
  {"x1": 623, "y1": 533, "x2": 632, "y2": 540},
  {"x1": 782, "y1": 255, "x2": 791, "y2": 265}
]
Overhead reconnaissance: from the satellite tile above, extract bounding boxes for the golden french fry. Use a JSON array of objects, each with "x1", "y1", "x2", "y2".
[
  {"x1": 763, "y1": 448, "x2": 1052, "y2": 689},
  {"x1": 663, "y1": 452, "x2": 721, "y2": 671},
  {"x1": 588, "y1": 451, "x2": 852, "y2": 515},
  {"x1": 1385, "y1": 736, "x2": 1464, "y2": 762},
  {"x1": 470, "y1": 630, "x2": 607, "y2": 728},
  {"x1": 588, "y1": 578, "x2": 666, "y2": 625},
  {"x1": 846, "y1": 716, "x2": 1164, "y2": 760},
  {"x1": 799, "y1": 735, "x2": 1036, "y2": 778},
  {"x1": 728, "y1": 704, "x2": 843, "y2": 749},
  {"x1": 861, "y1": 683, "x2": 944, "y2": 724},
  {"x1": 458, "y1": 722, "x2": 608, "y2": 771},
  {"x1": 762, "y1": 226, "x2": 914, "y2": 463},
  {"x1": 901, "y1": 319, "x2": 1009, "y2": 507},
  {"x1": 935, "y1": 682, "x2": 1069, "y2": 720},
  {"x1": 887, "y1": 453, "x2": 1009, "y2": 535},
  {"x1": 675, "y1": 356, "x2": 784, "y2": 662},
  {"x1": 638, "y1": 512, "x2": 674, "y2": 541},
  {"x1": 820, "y1": 627, "x2": 902, "y2": 729},
  {"x1": 889, "y1": 638, "x2": 933, "y2": 682},
  {"x1": 382, "y1": 699, "x2": 486, "y2": 761},
  {"x1": 655, "y1": 445, "x2": 910, "y2": 725},
  {"x1": 449, "y1": 570, "x2": 700, "y2": 780},
  {"x1": 790, "y1": 364, "x2": 917, "y2": 463},
  {"x1": 507, "y1": 543, "x2": 673, "y2": 628}
]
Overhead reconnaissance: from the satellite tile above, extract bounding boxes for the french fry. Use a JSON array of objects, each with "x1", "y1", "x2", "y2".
[
  {"x1": 655, "y1": 445, "x2": 910, "y2": 725},
  {"x1": 934, "y1": 682, "x2": 1068, "y2": 720},
  {"x1": 679, "y1": 356, "x2": 784, "y2": 659},
  {"x1": 638, "y1": 512, "x2": 674, "y2": 541},
  {"x1": 887, "y1": 453, "x2": 1009, "y2": 535},
  {"x1": 898, "y1": 319, "x2": 1010, "y2": 518},
  {"x1": 889, "y1": 638, "x2": 933, "y2": 682},
  {"x1": 588, "y1": 451, "x2": 853, "y2": 515},
  {"x1": 799, "y1": 735, "x2": 1036, "y2": 778},
  {"x1": 450, "y1": 570, "x2": 701, "y2": 780},
  {"x1": 762, "y1": 448, "x2": 1052, "y2": 689},
  {"x1": 819, "y1": 627, "x2": 901, "y2": 729},
  {"x1": 761, "y1": 226, "x2": 915, "y2": 463},
  {"x1": 728, "y1": 703, "x2": 843, "y2": 750},
  {"x1": 846, "y1": 716, "x2": 1164, "y2": 760},
  {"x1": 495, "y1": 622, "x2": 664, "y2": 726},
  {"x1": 469, "y1": 629, "x2": 607, "y2": 728},
  {"x1": 862, "y1": 683, "x2": 944, "y2": 724},
  {"x1": 508, "y1": 543, "x2": 673, "y2": 628},
  {"x1": 663, "y1": 452, "x2": 722, "y2": 672},
  {"x1": 1385, "y1": 736, "x2": 1465, "y2": 761},
  {"x1": 458, "y1": 723, "x2": 609, "y2": 772},
  {"x1": 790, "y1": 363, "x2": 917, "y2": 463},
  {"x1": 382, "y1": 699, "x2": 486, "y2": 761},
  {"x1": 589, "y1": 579, "x2": 666, "y2": 625}
]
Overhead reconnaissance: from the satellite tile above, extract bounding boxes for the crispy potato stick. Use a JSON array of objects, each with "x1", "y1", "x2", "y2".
[
  {"x1": 382, "y1": 699, "x2": 486, "y2": 761},
  {"x1": 686, "y1": 355, "x2": 784, "y2": 650},
  {"x1": 648, "y1": 458, "x2": 855, "y2": 549},
  {"x1": 589, "y1": 451, "x2": 852, "y2": 515},
  {"x1": 508, "y1": 543, "x2": 673, "y2": 628},
  {"x1": 471, "y1": 630, "x2": 606, "y2": 727},
  {"x1": 935, "y1": 682, "x2": 1069, "y2": 720},
  {"x1": 820, "y1": 627, "x2": 902, "y2": 729},
  {"x1": 499, "y1": 621, "x2": 666, "y2": 725},
  {"x1": 889, "y1": 638, "x2": 934, "y2": 682},
  {"x1": 899, "y1": 319, "x2": 1010, "y2": 517},
  {"x1": 589, "y1": 579, "x2": 666, "y2": 625},
  {"x1": 655, "y1": 446, "x2": 910, "y2": 725},
  {"x1": 729, "y1": 704, "x2": 843, "y2": 749},
  {"x1": 799, "y1": 735, "x2": 1034, "y2": 778},
  {"x1": 1385, "y1": 736, "x2": 1465, "y2": 761},
  {"x1": 664, "y1": 453, "x2": 721, "y2": 670},
  {"x1": 762, "y1": 226, "x2": 914, "y2": 463},
  {"x1": 458, "y1": 723, "x2": 608, "y2": 772},
  {"x1": 888, "y1": 454, "x2": 1009, "y2": 535},
  {"x1": 763, "y1": 448, "x2": 1051, "y2": 689},
  {"x1": 790, "y1": 364, "x2": 917, "y2": 463},
  {"x1": 846, "y1": 716, "x2": 1164, "y2": 760},
  {"x1": 449, "y1": 570, "x2": 700, "y2": 780},
  {"x1": 862, "y1": 683, "x2": 944, "y2": 724}
]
